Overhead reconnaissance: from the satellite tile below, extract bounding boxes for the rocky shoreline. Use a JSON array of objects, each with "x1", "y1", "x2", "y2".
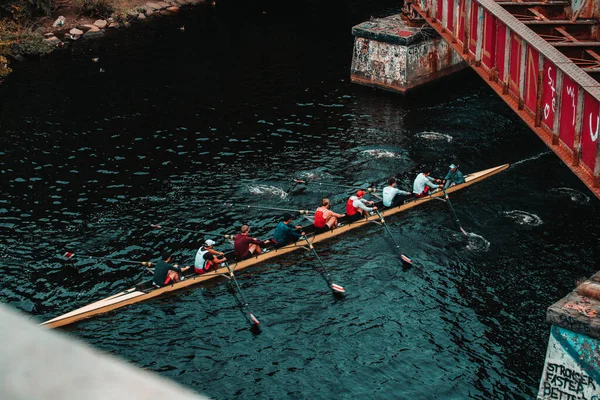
[{"x1": 43, "y1": 0, "x2": 207, "y2": 46}]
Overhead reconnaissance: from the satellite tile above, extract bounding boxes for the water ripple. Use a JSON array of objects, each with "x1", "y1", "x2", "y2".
[
  {"x1": 502, "y1": 210, "x2": 544, "y2": 226},
  {"x1": 550, "y1": 187, "x2": 591, "y2": 204},
  {"x1": 415, "y1": 131, "x2": 454, "y2": 142}
]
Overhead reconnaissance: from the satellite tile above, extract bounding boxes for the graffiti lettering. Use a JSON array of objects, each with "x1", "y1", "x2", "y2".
[
  {"x1": 589, "y1": 113, "x2": 599, "y2": 142},
  {"x1": 549, "y1": 68, "x2": 557, "y2": 112},
  {"x1": 566, "y1": 86, "x2": 576, "y2": 125},
  {"x1": 540, "y1": 362, "x2": 596, "y2": 400},
  {"x1": 544, "y1": 104, "x2": 551, "y2": 120},
  {"x1": 556, "y1": 313, "x2": 590, "y2": 335},
  {"x1": 543, "y1": 66, "x2": 557, "y2": 121},
  {"x1": 547, "y1": 363, "x2": 596, "y2": 390},
  {"x1": 542, "y1": 383, "x2": 589, "y2": 400}
]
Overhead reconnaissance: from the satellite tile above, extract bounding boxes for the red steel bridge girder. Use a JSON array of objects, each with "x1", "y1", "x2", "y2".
[{"x1": 409, "y1": 0, "x2": 600, "y2": 199}]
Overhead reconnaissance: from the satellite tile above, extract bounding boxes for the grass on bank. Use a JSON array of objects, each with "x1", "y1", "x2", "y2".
[{"x1": 0, "y1": 0, "x2": 125, "y2": 79}]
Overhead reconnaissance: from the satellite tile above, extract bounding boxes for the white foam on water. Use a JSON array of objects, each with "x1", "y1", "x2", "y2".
[
  {"x1": 463, "y1": 232, "x2": 490, "y2": 251},
  {"x1": 296, "y1": 171, "x2": 333, "y2": 181},
  {"x1": 415, "y1": 131, "x2": 453, "y2": 142},
  {"x1": 248, "y1": 184, "x2": 289, "y2": 200},
  {"x1": 360, "y1": 149, "x2": 401, "y2": 159},
  {"x1": 550, "y1": 187, "x2": 591, "y2": 204},
  {"x1": 502, "y1": 210, "x2": 543, "y2": 226}
]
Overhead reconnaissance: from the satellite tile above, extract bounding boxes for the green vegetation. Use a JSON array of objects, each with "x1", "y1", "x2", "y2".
[
  {"x1": 0, "y1": 55, "x2": 12, "y2": 78},
  {"x1": 0, "y1": 18, "x2": 53, "y2": 66},
  {"x1": 0, "y1": 0, "x2": 54, "y2": 23},
  {"x1": 0, "y1": 0, "x2": 55, "y2": 79},
  {"x1": 72, "y1": 0, "x2": 118, "y2": 18},
  {"x1": 0, "y1": 0, "x2": 122, "y2": 79}
]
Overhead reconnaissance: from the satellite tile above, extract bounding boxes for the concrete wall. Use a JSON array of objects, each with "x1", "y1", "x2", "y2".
[
  {"x1": 537, "y1": 272, "x2": 600, "y2": 400},
  {"x1": 350, "y1": 15, "x2": 467, "y2": 94},
  {"x1": 352, "y1": 37, "x2": 408, "y2": 90},
  {"x1": 536, "y1": 326, "x2": 599, "y2": 400},
  {"x1": 0, "y1": 304, "x2": 209, "y2": 400},
  {"x1": 405, "y1": 37, "x2": 466, "y2": 90}
]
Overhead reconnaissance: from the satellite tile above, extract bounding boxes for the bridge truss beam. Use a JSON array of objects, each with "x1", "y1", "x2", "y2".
[{"x1": 410, "y1": 0, "x2": 600, "y2": 199}]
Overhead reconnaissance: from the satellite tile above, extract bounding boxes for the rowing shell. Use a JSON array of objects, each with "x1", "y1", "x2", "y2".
[{"x1": 40, "y1": 163, "x2": 509, "y2": 329}]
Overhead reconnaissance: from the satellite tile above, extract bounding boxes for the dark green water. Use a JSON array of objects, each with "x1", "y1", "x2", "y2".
[{"x1": 1, "y1": 1, "x2": 599, "y2": 399}]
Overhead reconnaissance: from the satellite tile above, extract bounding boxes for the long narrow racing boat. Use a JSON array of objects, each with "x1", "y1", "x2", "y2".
[{"x1": 40, "y1": 163, "x2": 509, "y2": 328}]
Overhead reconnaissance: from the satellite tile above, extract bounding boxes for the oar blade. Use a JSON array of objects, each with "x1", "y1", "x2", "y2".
[
  {"x1": 63, "y1": 252, "x2": 75, "y2": 259},
  {"x1": 250, "y1": 313, "x2": 260, "y2": 325},
  {"x1": 331, "y1": 283, "x2": 345, "y2": 293},
  {"x1": 400, "y1": 253, "x2": 412, "y2": 265}
]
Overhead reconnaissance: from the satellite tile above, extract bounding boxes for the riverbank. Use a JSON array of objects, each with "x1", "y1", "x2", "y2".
[{"x1": 0, "y1": 0, "x2": 210, "y2": 81}]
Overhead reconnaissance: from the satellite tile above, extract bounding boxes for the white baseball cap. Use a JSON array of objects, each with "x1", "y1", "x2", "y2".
[{"x1": 204, "y1": 239, "x2": 216, "y2": 247}]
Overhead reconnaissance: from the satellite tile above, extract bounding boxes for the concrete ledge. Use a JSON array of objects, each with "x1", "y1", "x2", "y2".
[
  {"x1": 546, "y1": 271, "x2": 600, "y2": 340},
  {"x1": 0, "y1": 305, "x2": 208, "y2": 400},
  {"x1": 352, "y1": 15, "x2": 437, "y2": 46}
]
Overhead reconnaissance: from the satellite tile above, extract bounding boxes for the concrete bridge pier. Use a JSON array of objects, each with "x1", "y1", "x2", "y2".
[
  {"x1": 537, "y1": 271, "x2": 600, "y2": 400},
  {"x1": 350, "y1": 14, "x2": 467, "y2": 93}
]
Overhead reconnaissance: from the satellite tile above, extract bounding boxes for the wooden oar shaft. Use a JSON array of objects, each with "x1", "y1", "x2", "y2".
[
  {"x1": 226, "y1": 203, "x2": 313, "y2": 215},
  {"x1": 302, "y1": 181, "x2": 378, "y2": 192},
  {"x1": 301, "y1": 236, "x2": 345, "y2": 293},
  {"x1": 302, "y1": 236, "x2": 331, "y2": 281},
  {"x1": 375, "y1": 210, "x2": 401, "y2": 249},
  {"x1": 151, "y1": 224, "x2": 234, "y2": 239},
  {"x1": 374, "y1": 211, "x2": 413, "y2": 266},
  {"x1": 225, "y1": 264, "x2": 249, "y2": 305},
  {"x1": 69, "y1": 254, "x2": 152, "y2": 266},
  {"x1": 442, "y1": 189, "x2": 467, "y2": 235},
  {"x1": 224, "y1": 263, "x2": 259, "y2": 326}
]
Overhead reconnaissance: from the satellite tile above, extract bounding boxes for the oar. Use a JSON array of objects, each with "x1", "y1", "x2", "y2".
[
  {"x1": 63, "y1": 252, "x2": 154, "y2": 282},
  {"x1": 62, "y1": 252, "x2": 154, "y2": 266},
  {"x1": 293, "y1": 179, "x2": 379, "y2": 193},
  {"x1": 373, "y1": 210, "x2": 413, "y2": 267},
  {"x1": 150, "y1": 224, "x2": 234, "y2": 239},
  {"x1": 224, "y1": 203, "x2": 313, "y2": 215},
  {"x1": 223, "y1": 262, "x2": 261, "y2": 328},
  {"x1": 301, "y1": 236, "x2": 345, "y2": 294},
  {"x1": 442, "y1": 188, "x2": 468, "y2": 236}
]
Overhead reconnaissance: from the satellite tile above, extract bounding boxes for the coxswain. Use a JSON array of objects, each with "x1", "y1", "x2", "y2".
[
  {"x1": 382, "y1": 177, "x2": 412, "y2": 207},
  {"x1": 413, "y1": 168, "x2": 442, "y2": 198},
  {"x1": 313, "y1": 198, "x2": 345, "y2": 230},
  {"x1": 194, "y1": 239, "x2": 226, "y2": 274},
  {"x1": 443, "y1": 163, "x2": 465, "y2": 189},
  {"x1": 234, "y1": 225, "x2": 270, "y2": 261},
  {"x1": 345, "y1": 190, "x2": 377, "y2": 221},
  {"x1": 153, "y1": 252, "x2": 191, "y2": 287}
]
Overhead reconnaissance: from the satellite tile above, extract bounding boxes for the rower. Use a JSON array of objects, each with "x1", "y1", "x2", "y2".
[
  {"x1": 234, "y1": 225, "x2": 270, "y2": 261},
  {"x1": 153, "y1": 252, "x2": 191, "y2": 287},
  {"x1": 382, "y1": 177, "x2": 412, "y2": 207},
  {"x1": 442, "y1": 163, "x2": 465, "y2": 189},
  {"x1": 194, "y1": 239, "x2": 226, "y2": 274},
  {"x1": 413, "y1": 168, "x2": 443, "y2": 198},
  {"x1": 345, "y1": 190, "x2": 377, "y2": 221},
  {"x1": 271, "y1": 213, "x2": 305, "y2": 248},
  {"x1": 313, "y1": 198, "x2": 345, "y2": 230}
]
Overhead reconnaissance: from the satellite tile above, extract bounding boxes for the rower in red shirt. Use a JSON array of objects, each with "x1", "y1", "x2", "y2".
[
  {"x1": 314, "y1": 198, "x2": 345, "y2": 230},
  {"x1": 345, "y1": 190, "x2": 377, "y2": 221}
]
